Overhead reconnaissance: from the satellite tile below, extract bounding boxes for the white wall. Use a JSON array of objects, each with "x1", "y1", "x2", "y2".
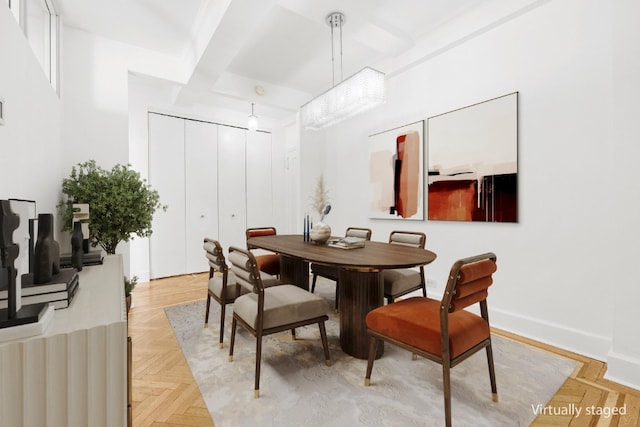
[
  {"x1": 0, "y1": 6, "x2": 62, "y2": 228},
  {"x1": 301, "y1": 0, "x2": 640, "y2": 388},
  {"x1": 608, "y1": 0, "x2": 640, "y2": 390},
  {"x1": 59, "y1": 26, "x2": 187, "y2": 276}
]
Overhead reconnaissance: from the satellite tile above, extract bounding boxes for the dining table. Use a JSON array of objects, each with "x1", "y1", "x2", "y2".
[{"x1": 247, "y1": 234, "x2": 437, "y2": 359}]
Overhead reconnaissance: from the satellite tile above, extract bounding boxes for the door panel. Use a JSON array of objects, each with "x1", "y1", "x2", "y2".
[
  {"x1": 217, "y1": 126, "x2": 247, "y2": 252},
  {"x1": 185, "y1": 120, "x2": 218, "y2": 274},
  {"x1": 149, "y1": 113, "x2": 185, "y2": 279}
]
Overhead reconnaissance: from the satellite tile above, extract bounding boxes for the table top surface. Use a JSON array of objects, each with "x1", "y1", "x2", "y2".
[{"x1": 247, "y1": 234, "x2": 437, "y2": 271}]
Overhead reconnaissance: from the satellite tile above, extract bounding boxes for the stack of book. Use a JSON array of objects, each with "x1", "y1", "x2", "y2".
[
  {"x1": 328, "y1": 236, "x2": 367, "y2": 250},
  {"x1": 0, "y1": 268, "x2": 79, "y2": 310},
  {"x1": 59, "y1": 249, "x2": 103, "y2": 268}
]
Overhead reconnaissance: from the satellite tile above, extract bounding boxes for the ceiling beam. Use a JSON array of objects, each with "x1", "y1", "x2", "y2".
[{"x1": 173, "y1": 0, "x2": 279, "y2": 105}]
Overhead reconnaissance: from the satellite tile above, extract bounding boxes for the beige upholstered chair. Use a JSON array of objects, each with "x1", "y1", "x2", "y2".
[
  {"x1": 227, "y1": 246, "x2": 331, "y2": 398},
  {"x1": 383, "y1": 230, "x2": 427, "y2": 304},
  {"x1": 203, "y1": 238, "x2": 279, "y2": 348},
  {"x1": 310, "y1": 227, "x2": 372, "y2": 309},
  {"x1": 246, "y1": 227, "x2": 280, "y2": 276},
  {"x1": 365, "y1": 252, "x2": 499, "y2": 427}
]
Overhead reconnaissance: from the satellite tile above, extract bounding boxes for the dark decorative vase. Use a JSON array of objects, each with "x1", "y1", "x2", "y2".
[
  {"x1": 33, "y1": 213, "x2": 61, "y2": 284},
  {"x1": 71, "y1": 221, "x2": 84, "y2": 271}
]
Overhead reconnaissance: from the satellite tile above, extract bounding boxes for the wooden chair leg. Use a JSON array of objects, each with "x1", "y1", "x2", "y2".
[
  {"x1": 335, "y1": 282, "x2": 339, "y2": 310},
  {"x1": 311, "y1": 273, "x2": 318, "y2": 293},
  {"x1": 442, "y1": 361, "x2": 452, "y2": 427},
  {"x1": 204, "y1": 294, "x2": 211, "y2": 327},
  {"x1": 291, "y1": 328, "x2": 296, "y2": 339},
  {"x1": 364, "y1": 336, "x2": 378, "y2": 386},
  {"x1": 318, "y1": 321, "x2": 331, "y2": 366},
  {"x1": 486, "y1": 341, "x2": 499, "y2": 402},
  {"x1": 218, "y1": 301, "x2": 225, "y2": 348},
  {"x1": 255, "y1": 333, "x2": 263, "y2": 398},
  {"x1": 228, "y1": 317, "x2": 237, "y2": 362}
]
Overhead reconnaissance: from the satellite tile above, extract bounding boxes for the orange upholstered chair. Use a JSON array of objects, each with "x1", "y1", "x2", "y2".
[
  {"x1": 365, "y1": 252, "x2": 498, "y2": 427},
  {"x1": 246, "y1": 227, "x2": 280, "y2": 276}
]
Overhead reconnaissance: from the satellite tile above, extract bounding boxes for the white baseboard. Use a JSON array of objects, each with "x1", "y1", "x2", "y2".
[
  {"x1": 605, "y1": 351, "x2": 640, "y2": 391},
  {"x1": 489, "y1": 307, "x2": 611, "y2": 361}
]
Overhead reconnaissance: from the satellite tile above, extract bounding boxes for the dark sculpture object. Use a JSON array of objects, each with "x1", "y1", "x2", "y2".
[
  {"x1": 71, "y1": 221, "x2": 84, "y2": 271},
  {"x1": 33, "y1": 213, "x2": 60, "y2": 284},
  {"x1": 0, "y1": 200, "x2": 20, "y2": 318}
]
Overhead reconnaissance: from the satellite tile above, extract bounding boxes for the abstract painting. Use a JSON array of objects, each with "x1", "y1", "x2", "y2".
[
  {"x1": 369, "y1": 121, "x2": 424, "y2": 220},
  {"x1": 427, "y1": 92, "x2": 518, "y2": 222}
]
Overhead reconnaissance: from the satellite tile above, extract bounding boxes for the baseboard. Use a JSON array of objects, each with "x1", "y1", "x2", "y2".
[
  {"x1": 605, "y1": 351, "x2": 640, "y2": 391},
  {"x1": 489, "y1": 307, "x2": 611, "y2": 361}
]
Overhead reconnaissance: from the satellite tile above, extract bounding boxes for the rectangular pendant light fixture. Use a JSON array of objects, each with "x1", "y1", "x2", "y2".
[
  {"x1": 300, "y1": 12, "x2": 385, "y2": 131},
  {"x1": 301, "y1": 67, "x2": 385, "y2": 131}
]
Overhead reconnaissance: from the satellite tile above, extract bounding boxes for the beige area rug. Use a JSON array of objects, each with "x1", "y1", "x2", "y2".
[{"x1": 165, "y1": 279, "x2": 576, "y2": 427}]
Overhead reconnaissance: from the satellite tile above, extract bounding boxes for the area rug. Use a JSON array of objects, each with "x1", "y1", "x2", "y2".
[{"x1": 165, "y1": 280, "x2": 576, "y2": 427}]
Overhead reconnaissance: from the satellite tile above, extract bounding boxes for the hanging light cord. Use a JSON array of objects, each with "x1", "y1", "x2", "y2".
[
  {"x1": 329, "y1": 13, "x2": 344, "y2": 87},
  {"x1": 330, "y1": 17, "x2": 335, "y2": 86},
  {"x1": 339, "y1": 17, "x2": 343, "y2": 83}
]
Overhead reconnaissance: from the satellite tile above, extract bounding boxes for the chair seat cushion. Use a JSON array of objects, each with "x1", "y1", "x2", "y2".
[
  {"x1": 234, "y1": 285, "x2": 330, "y2": 330},
  {"x1": 366, "y1": 297, "x2": 489, "y2": 359},
  {"x1": 256, "y1": 253, "x2": 280, "y2": 276},
  {"x1": 209, "y1": 272, "x2": 246, "y2": 301},
  {"x1": 383, "y1": 268, "x2": 422, "y2": 295},
  {"x1": 209, "y1": 271, "x2": 279, "y2": 301}
]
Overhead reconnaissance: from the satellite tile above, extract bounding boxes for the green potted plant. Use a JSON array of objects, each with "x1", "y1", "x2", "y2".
[
  {"x1": 58, "y1": 160, "x2": 166, "y2": 254},
  {"x1": 124, "y1": 275, "x2": 138, "y2": 312}
]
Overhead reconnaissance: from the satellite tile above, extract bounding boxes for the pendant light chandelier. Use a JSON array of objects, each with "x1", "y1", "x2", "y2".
[
  {"x1": 248, "y1": 102, "x2": 258, "y2": 131},
  {"x1": 301, "y1": 12, "x2": 385, "y2": 131}
]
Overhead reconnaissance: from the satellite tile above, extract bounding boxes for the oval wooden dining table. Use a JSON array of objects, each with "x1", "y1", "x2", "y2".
[{"x1": 247, "y1": 234, "x2": 437, "y2": 359}]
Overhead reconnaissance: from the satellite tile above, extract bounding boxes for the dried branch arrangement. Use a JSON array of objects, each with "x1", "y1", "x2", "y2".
[{"x1": 311, "y1": 175, "x2": 331, "y2": 221}]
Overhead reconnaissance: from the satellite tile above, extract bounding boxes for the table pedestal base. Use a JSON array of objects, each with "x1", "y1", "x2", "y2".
[
  {"x1": 280, "y1": 255, "x2": 310, "y2": 291},
  {"x1": 338, "y1": 269, "x2": 384, "y2": 359},
  {"x1": 280, "y1": 258, "x2": 385, "y2": 359}
]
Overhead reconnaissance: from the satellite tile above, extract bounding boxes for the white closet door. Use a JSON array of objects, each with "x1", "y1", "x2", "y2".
[
  {"x1": 246, "y1": 131, "x2": 274, "y2": 228},
  {"x1": 185, "y1": 120, "x2": 219, "y2": 274},
  {"x1": 217, "y1": 125, "x2": 247, "y2": 251},
  {"x1": 148, "y1": 113, "x2": 185, "y2": 279}
]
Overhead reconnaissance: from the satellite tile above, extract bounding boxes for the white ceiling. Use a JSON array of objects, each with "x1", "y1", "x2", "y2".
[{"x1": 54, "y1": 0, "x2": 487, "y2": 118}]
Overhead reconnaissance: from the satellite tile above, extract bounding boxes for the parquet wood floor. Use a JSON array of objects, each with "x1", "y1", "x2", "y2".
[{"x1": 128, "y1": 273, "x2": 640, "y2": 426}]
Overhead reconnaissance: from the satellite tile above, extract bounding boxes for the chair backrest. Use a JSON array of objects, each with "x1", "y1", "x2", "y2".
[
  {"x1": 442, "y1": 252, "x2": 497, "y2": 314},
  {"x1": 228, "y1": 246, "x2": 263, "y2": 294},
  {"x1": 388, "y1": 230, "x2": 426, "y2": 249},
  {"x1": 346, "y1": 227, "x2": 372, "y2": 240},
  {"x1": 203, "y1": 238, "x2": 228, "y2": 278},
  {"x1": 246, "y1": 227, "x2": 277, "y2": 250}
]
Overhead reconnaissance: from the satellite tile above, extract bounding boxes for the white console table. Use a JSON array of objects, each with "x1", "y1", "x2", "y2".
[{"x1": 0, "y1": 255, "x2": 127, "y2": 427}]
